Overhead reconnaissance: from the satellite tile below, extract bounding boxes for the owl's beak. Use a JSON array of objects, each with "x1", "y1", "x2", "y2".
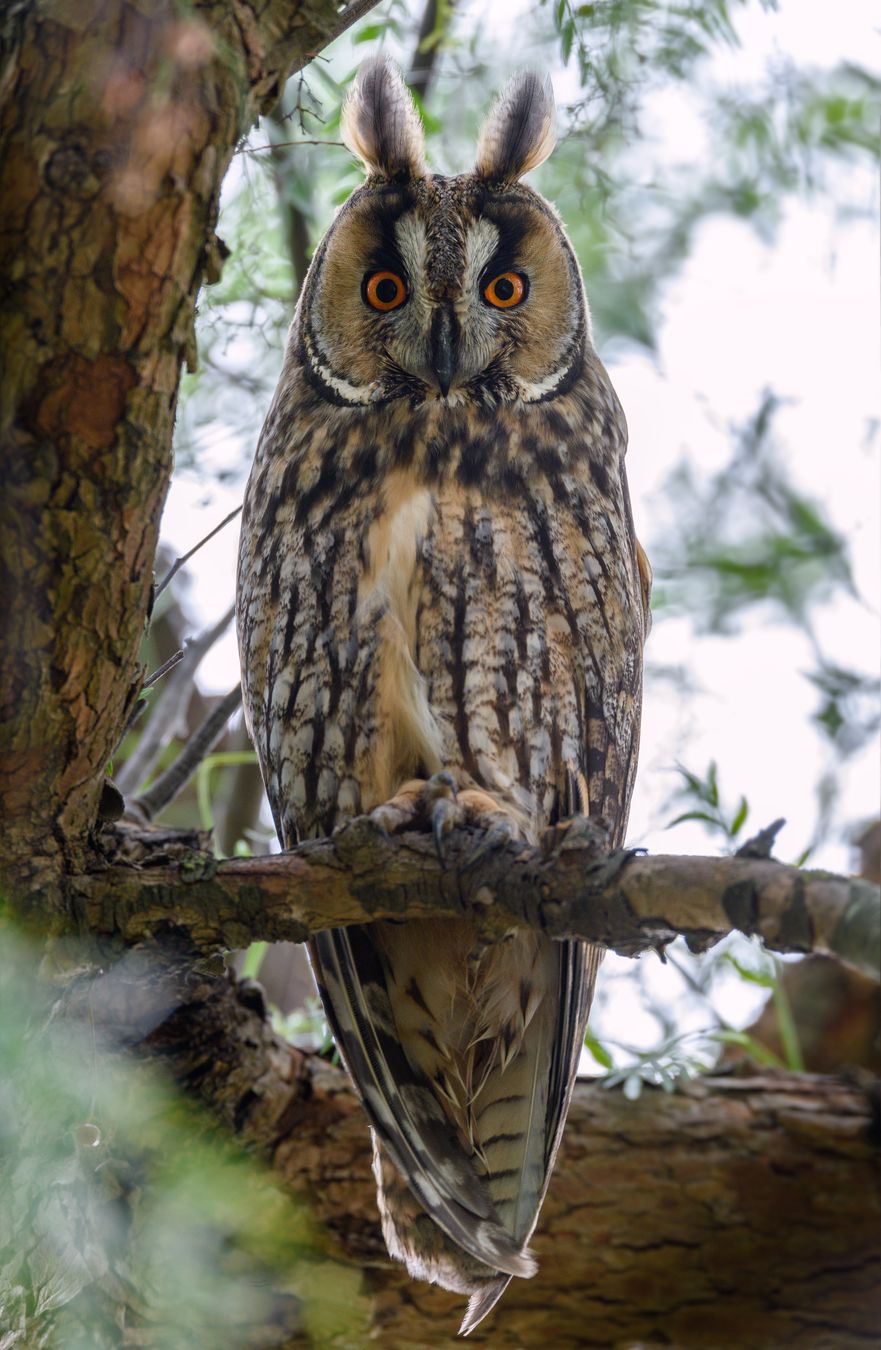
[{"x1": 429, "y1": 304, "x2": 458, "y2": 397}]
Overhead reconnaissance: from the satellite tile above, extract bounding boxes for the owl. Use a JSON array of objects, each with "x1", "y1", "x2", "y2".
[{"x1": 237, "y1": 57, "x2": 650, "y2": 1335}]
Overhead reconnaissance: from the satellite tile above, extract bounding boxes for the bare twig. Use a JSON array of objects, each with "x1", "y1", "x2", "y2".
[
  {"x1": 155, "y1": 507, "x2": 242, "y2": 600},
  {"x1": 133, "y1": 685, "x2": 243, "y2": 821},
  {"x1": 142, "y1": 649, "x2": 184, "y2": 690},
  {"x1": 117, "y1": 649, "x2": 185, "y2": 742},
  {"x1": 116, "y1": 605, "x2": 236, "y2": 795},
  {"x1": 72, "y1": 826, "x2": 881, "y2": 980},
  {"x1": 321, "y1": 0, "x2": 382, "y2": 48},
  {"x1": 243, "y1": 138, "x2": 346, "y2": 153},
  {"x1": 736, "y1": 818, "x2": 787, "y2": 859}
]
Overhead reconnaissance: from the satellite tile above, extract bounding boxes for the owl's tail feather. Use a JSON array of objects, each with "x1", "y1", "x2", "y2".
[
  {"x1": 459, "y1": 1278, "x2": 512, "y2": 1337},
  {"x1": 310, "y1": 925, "x2": 536, "y2": 1280}
]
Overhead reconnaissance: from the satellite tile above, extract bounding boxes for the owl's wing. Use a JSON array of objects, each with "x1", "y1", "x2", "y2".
[{"x1": 310, "y1": 924, "x2": 539, "y2": 1280}]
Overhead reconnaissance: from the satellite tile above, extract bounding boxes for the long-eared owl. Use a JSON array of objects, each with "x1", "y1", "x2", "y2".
[{"x1": 237, "y1": 57, "x2": 650, "y2": 1335}]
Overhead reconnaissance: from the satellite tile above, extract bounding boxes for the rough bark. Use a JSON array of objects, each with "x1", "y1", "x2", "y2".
[
  {"x1": 0, "y1": 0, "x2": 352, "y2": 887},
  {"x1": 65, "y1": 820, "x2": 881, "y2": 977}
]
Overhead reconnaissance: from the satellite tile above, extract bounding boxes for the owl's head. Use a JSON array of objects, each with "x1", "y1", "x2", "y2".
[{"x1": 296, "y1": 57, "x2": 589, "y2": 410}]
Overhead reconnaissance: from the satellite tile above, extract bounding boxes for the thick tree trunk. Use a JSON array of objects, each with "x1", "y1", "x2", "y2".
[
  {"x1": 141, "y1": 961, "x2": 881, "y2": 1349},
  {"x1": 0, "y1": 0, "x2": 343, "y2": 884}
]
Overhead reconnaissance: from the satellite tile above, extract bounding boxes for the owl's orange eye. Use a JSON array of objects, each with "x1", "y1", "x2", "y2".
[
  {"x1": 483, "y1": 271, "x2": 527, "y2": 308},
  {"x1": 364, "y1": 270, "x2": 407, "y2": 311}
]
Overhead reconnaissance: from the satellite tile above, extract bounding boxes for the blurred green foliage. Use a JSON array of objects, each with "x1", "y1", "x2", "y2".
[
  {"x1": 652, "y1": 392, "x2": 856, "y2": 632},
  {"x1": 175, "y1": 0, "x2": 880, "y2": 462},
  {"x1": 0, "y1": 922, "x2": 367, "y2": 1349},
  {"x1": 665, "y1": 759, "x2": 750, "y2": 840},
  {"x1": 651, "y1": 391, "x2": 880, "y2": 833}
]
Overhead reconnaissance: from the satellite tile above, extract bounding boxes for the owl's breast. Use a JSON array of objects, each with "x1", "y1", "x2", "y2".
[{"x1": 354, "y1": 471, "x2": 448, "y2": 809}]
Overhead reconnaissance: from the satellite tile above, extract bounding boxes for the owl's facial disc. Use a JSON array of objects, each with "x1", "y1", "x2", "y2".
[{"x1": 303, "y1": 177, "x2": 585, "y2": 409}]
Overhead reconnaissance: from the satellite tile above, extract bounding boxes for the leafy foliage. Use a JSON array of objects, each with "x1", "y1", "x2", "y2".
[
  {"x1": 652, "y1": 392, "x2": 855, "y2": 631},
  {"x1": 665, "y1": 760, "x2": 750, "y2": 841},
  {"x1": 0, "y1": 923, "x2": 367, "y2": 1348}
]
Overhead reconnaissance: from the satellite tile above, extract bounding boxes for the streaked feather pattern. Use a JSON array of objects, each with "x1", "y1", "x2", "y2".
[{"x1": 237, "y1": 56, "x2": 648, "y2": 1336}]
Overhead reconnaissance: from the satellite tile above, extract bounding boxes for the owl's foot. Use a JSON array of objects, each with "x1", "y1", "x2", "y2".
[
  {"x1": 370, "y1": 775, "x2": 523, "y2": 863},
  {"x1": 370, "y1": 771, "x2": 458, "y2": 846},
  {"x1": 540, "y1": 813, "x2": 610, "y2": 859}
]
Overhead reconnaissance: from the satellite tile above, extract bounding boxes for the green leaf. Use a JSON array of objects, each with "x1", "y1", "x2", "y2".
[
  {"x1": 726, "y1": 954, "x2": 775, "y2": 988},
  {"x1": 240, "y1": 942, "x2": 268, "y2": 981},
  {"x1": 655, "y1": 1062, "x2": 677, "y2": 1092},
  {"x1": 667, "y1": 809, "x2": 724, "y2": 829},
  {"x1": 583, "y1": 1028, "x2": 614, "y2": 1069},
  {"x1": 711, "y1": 1029, "x2": 786, "y2": 1070},
  {"x1": 730, "y1": 795, "x2": 749, "y2": 837},
  {"x1": 352, "y1": 23, "x2": 386, "y2": 44},
  {"x1": 561, "y1": 18, "x2": 575, "y2": 64},
  {"x1": 772, "y1": 974, "x2": 805, "y2": 1072}
]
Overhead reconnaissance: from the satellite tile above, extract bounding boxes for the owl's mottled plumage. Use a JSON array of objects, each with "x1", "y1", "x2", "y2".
[{"x1": 237, "y1": 57, "x2": 649, "y2": 1334}]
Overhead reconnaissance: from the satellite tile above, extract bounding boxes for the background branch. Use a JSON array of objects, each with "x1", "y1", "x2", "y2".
[
  {"x1": 132, "y1": 684, "x2": 243, "y2": 821},
  {"x1": 154, "y1": 506, "x2": 242, "y2": 600},
  {"x1": 408, "y1": 0, "x2": 458, "y2": 98},
  {"x1": 116, "y1": 606, "x2": 236, "y2": 795}
]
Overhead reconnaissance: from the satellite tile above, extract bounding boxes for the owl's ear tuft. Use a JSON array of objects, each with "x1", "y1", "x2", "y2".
[
  {"x1": 475, "y1": 71, "x2": 556, "y2": 183},
  {"x1": 341, "y1": 55, "x2": 426, "y2": 180}
]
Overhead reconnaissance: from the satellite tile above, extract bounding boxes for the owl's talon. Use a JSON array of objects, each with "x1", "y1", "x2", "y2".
[
  {"x1": 368, "y1": 771, "x2": 462, "y2": 841},
  {"x1": 464, "y1": 818, "x2": 517, "y2": 870},
  {"x1": 431, "y1": 798, "x2": 457, "y2": 864},
  {"x1": 368, "y1": 806, "x2": 395, "y2": 838},
  {"x1": 541, "y1": 814, "x2": 609, "y2": 860},
  {"x1": 429, "y1": 776, "x2": 464, "y2": 865},
  {"x1": 425, "y1": 769, "x2": 458, "y2": 802}
]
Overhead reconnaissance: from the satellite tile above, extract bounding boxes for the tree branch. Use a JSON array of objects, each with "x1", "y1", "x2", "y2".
[
  {"x1": 132, "y1": 684, "x2": 243, "y2": 821},
  {"x1": 154, "y1": 506, "x2": 242, "y2": 600},
  {"x1": 115, "y1": 606, "x2": 235, "y2": 795},
  {"x1": 74, "y1": 822, "x2": 880, "y2": 978}
]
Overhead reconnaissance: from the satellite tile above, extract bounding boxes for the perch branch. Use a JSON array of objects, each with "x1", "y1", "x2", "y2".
[{"x1": 73, "y1": 821, "x2": 880, "y2": 978}]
